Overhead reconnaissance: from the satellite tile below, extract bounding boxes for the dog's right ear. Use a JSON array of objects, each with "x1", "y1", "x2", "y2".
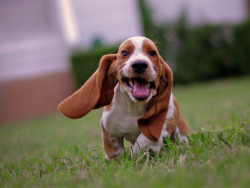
[{"x1": 58, "y1": 54, "x2": 117, "y2": 119}]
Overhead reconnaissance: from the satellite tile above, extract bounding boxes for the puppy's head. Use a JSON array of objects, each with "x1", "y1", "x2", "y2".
[
  {"x1": 116, "y1": 36, "x2": 162, "y2": 103},
  {"x1": 58, "y1": 36, "x2": 172, "y2": 134}
]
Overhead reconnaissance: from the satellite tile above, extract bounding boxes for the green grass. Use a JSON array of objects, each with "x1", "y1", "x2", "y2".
[{"x1": 0, "y1": 77, "x2": 249, "y2": 187}]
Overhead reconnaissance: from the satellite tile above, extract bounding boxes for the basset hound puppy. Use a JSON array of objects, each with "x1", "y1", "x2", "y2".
[{"x1": 58, "y1": 36, "x2": 189, "y2": 159}]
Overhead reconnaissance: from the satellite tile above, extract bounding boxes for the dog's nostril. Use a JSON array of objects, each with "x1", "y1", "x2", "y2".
[{"x1": 132, "y1": 61, "x2": 148, "y2": 73}]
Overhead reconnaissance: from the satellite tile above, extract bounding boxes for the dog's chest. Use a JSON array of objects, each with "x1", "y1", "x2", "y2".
[{"x1": 102, "y1": 85, "x2": 146, "y2": 143}]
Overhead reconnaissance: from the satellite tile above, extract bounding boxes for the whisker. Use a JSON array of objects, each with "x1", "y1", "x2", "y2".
[
  {"x1": 159, "y1": 79, "x2": 165, "y2": 84},
  {"x1": 154, "y1": 67, "x2": 164, "y2": 71},
  {"x1": 109, "y1": 46, "x2": 119, "y2": 54},
  {"x1": 154, "y1": 68, "x2": 164, "y2": 73},
  {"x1": 159, "y1": 78, "x2": 168, "y2": 85},
  {"x1": 108, "y1": 68, "x2": 119, "y2": 77},
  {"x1": 107, "y1": 68, "x2": 120, "y2": 84}
]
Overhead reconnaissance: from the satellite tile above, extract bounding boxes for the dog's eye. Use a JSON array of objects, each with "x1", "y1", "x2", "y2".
[
  {"x1": 149, "y1": 50, "x2": 156, "y2": 56},
  {"x1": 121, "y1": 51, "x2": 129, "y2": 57}
]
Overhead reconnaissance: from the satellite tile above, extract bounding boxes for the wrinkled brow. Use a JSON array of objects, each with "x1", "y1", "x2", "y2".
[{"x1": 118, "y1": 40, "x2": 135, "y2": 53}]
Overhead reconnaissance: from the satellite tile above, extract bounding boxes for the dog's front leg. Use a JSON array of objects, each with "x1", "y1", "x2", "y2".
[
  {"x1": 130, "y1": 133, "x2": 163, "y2": 156},
  {"x1": 101, "y1": 125, "x2": 125, "y2": 159}
]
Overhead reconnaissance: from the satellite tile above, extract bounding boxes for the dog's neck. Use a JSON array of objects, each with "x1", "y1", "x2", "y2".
[{"x1": 113, "y1": 83, "x2": 146, "y2": 117}]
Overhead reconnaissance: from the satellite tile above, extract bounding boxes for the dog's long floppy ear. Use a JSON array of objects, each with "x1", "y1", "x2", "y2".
[
  {"x1": 138, "y1": 57, "x2": 173, "y2": 141},
  {"x1": 58, "y1": 54, "x2": 117, "y2": 119}
]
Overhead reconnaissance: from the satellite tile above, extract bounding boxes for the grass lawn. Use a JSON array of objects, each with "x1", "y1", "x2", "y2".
[{"x1": 0, "y1": 77, "x2": 249, "y2": 187}]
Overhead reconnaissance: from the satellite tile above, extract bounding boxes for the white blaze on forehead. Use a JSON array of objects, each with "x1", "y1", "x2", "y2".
[
  {"x1": 122, "y1": 36, "x2": 147, "y2": 47},
  {"x1": 130, "y1": 36, "x2": 146, "y2": 50},
  {"x1": 121, "y1": 36, "x2": 154, "y2": 53}
]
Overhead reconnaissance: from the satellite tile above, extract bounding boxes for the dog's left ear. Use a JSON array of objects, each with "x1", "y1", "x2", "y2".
[
  {"x1": 138, "y1": 57, "x2": 173, "y2": 141},
  {"x1": 58, "y1": 54, "x2": 117, "y2": 119}
]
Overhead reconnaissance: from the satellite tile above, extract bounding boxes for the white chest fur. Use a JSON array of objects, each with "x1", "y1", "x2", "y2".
[{"x1": 101, "y1": 84, "x2": 146, "y2": 143}]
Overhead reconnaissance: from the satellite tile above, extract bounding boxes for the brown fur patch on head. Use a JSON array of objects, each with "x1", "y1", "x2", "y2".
[
  {"x1": 116, "y1": 40, "x2": 135, "y2": 83},
  {"x1": 142, "y1": 39, "x2": 162, "y2": 90}
]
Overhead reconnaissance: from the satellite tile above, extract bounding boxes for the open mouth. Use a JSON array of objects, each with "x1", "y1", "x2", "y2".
[{"x1": 121, "y1": 77, "x2": 156, "y2": 100}]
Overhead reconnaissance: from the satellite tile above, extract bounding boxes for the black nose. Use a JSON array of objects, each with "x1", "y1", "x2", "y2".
[{"x1": 132, "y1": 61, "x2": 148, "y2": 73}]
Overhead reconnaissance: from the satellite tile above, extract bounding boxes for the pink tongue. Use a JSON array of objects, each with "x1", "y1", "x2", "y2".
[{"x1": 133, "y1": 80, "x2": 149, "y2": 98}]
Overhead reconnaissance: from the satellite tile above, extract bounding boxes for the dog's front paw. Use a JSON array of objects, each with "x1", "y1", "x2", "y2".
[
  {"x1": 130, "y1": 141, "x2": 141, "y2": 156},
  {"x1": 130, "y1": 133, "x2": 163, "y2": 157}
]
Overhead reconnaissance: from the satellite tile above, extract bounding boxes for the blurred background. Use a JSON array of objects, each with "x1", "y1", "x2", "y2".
[{"x1": 0, "y1": 0, "x2": 249, "y2": 125}]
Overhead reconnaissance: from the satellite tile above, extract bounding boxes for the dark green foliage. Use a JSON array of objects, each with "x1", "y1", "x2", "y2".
[
  {"x1": 138, "y1": 0, "x2": 250, "y2": 84},
  {"x1": 232, "y1": 19, "x2": 250, "y2": 74},
  {"x1": 174, "y1": 24, "x2": 233, "y2": 83},
  {"x1": 71, "y1": 46, "x2": 118, "y2": 88},
  {"x1": 173, "y1": 19, "x2": 250, "y2": 83}
]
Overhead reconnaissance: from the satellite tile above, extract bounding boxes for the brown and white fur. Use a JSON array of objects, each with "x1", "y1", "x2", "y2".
[
  {"x1": 58, "y1": 36, "x2": 189, "y2": 160},
  {"x1": 101, "y1": 37, "x2": 188, "y2": 159}
]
